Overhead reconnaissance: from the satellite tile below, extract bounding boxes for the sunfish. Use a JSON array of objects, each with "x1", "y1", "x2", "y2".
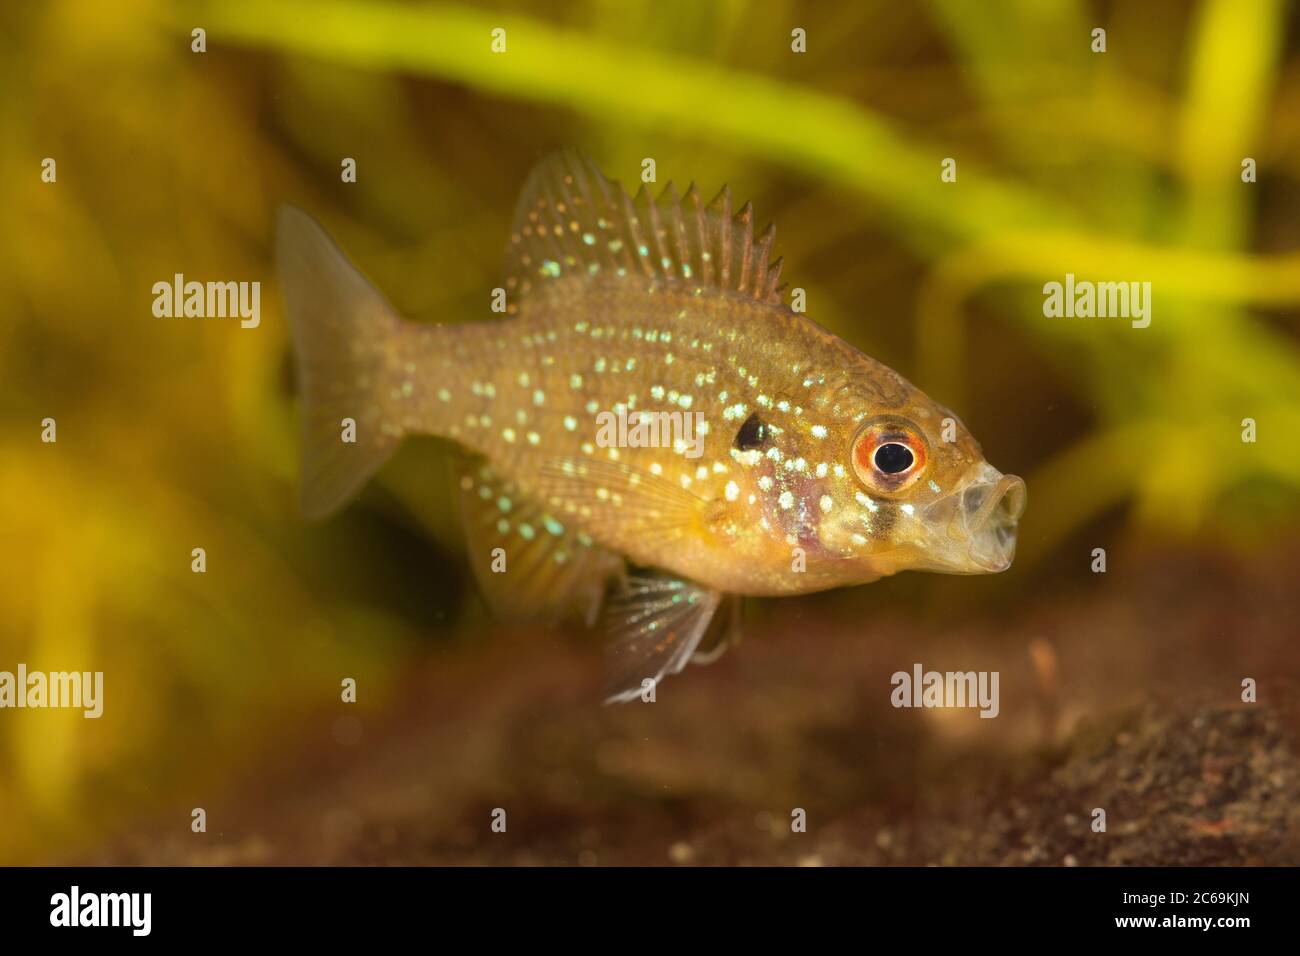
[{"x1": 277, "y1": 150, "x2": 1026, "y2": 702}]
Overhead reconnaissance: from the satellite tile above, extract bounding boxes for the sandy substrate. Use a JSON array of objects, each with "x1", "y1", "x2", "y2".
[{"x1": 80, "y1": 545, "x2": 1300, "y2": 866}]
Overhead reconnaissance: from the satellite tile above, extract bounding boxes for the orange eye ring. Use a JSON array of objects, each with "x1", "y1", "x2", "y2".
[{"x1": 851, "y1": 419, "x2": 928, "y2": 495}]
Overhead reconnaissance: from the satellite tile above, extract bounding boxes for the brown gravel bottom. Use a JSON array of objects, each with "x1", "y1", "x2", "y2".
[{"x1": 81, "y1": 544, "x2": 1300, "y2": 866}]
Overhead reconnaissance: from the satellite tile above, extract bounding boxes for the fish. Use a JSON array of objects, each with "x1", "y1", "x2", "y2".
[{"x1": 276, "y1": 150, "x2": 1026, "y2": 703}]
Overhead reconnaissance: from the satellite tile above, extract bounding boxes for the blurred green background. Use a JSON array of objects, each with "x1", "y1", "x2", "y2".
[{"x1": 2, "y1": 0, "x2": 1299, "y2": 865}]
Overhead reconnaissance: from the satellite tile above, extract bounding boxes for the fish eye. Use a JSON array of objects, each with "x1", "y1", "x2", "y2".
[
  {"x1": 874, "y1": 442, "x2": 914, "y2": 474},
  {"x1": 851, "y1": 418, "x2": 927, "y2": 495},
  {"x1": 734, "y1": 412, "x2": 767, "y2": 451}
]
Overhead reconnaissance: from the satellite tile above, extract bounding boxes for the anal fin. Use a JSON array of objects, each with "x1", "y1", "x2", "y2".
[{"x1": 456, "y1": 456, "x2": 622, "y2": 624}]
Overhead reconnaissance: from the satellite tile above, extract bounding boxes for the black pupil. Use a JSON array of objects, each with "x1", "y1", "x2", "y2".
[
  {"x1": 734, "y1": 412, "x2": 766, "y2": 450},
  {"x1": 874, "y1": 442, "x2": 914, "y2": 474}
]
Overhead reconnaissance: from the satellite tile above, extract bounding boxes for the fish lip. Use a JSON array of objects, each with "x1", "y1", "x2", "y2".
[
  {"x1": 922, "y1": 469, "x2": 1024, "y2": 573},
  {"x1": 904, "y1": 469, "x2": 1027, "y2": 574},
  {"x1": 966, "y1": 474, "x2": 1024, "y2": 571},
  {"x1": 964, "y1": 473, "x2": 1026, "y2": 532},
  {"x1": 967, "y1": 523, "x2": 1017, "y2": 572}
]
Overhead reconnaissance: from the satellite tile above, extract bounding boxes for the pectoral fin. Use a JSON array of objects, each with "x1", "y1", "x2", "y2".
[
  {"x1": 601, "y1": 572, "x2": 732, "y2": 704},
  {"x1": 536, "y1": 456, "x2": 709, "y2": 549}
]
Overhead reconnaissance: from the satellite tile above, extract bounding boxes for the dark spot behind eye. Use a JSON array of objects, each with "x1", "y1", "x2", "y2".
[{"x1": 734, "y1": 412, "x2": 766, "y2": 450}]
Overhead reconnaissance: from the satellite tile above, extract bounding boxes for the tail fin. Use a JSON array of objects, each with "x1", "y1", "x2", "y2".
[{"x1": 276, "y1": 205, "x2": 405, "y2": 520}]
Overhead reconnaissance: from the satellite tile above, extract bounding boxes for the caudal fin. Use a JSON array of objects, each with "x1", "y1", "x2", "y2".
[{"x1": 276, "y1": 205, "x2": 405, "y2": 520}]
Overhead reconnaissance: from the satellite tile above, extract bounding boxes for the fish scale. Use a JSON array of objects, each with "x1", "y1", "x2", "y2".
[
  {"x1": 277, "y1": 149, "x2": 1025, "y2": 702},
  {"x1": 400, "y1": 278, "x2": 866, "y2": 588}
]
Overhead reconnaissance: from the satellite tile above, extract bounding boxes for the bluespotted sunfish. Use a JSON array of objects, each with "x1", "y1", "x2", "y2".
[{"x1": 277, "y1": 150, "x2": 1025, "y2": 702}]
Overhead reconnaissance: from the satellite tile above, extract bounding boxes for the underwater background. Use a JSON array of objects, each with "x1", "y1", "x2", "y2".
[{"x1": 2, "y1": 0, "x2": 1299, "y2": 864}]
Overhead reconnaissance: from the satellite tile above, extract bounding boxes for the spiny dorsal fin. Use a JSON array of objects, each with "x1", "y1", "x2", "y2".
[{"x1": 503, "y1": 150, "x2": 786, "y2": 312}]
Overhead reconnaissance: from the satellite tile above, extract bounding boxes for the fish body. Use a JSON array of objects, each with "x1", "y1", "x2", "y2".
[{"x1": 278, "y1": 151, "x2": 1025, "y2": 700}]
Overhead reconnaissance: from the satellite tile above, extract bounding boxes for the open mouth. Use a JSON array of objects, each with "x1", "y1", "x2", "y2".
[
  {"x1": 916, "y1": 467, "x2": 1027, "y2": 574},
  {"x1": 962, "y1": 473, "x2": 1026, "y2": 572}
]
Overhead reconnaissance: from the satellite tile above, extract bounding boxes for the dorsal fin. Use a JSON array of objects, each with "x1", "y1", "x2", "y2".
[{"x1": 502, "y1": 150, "x2": 785, "y2": 312}]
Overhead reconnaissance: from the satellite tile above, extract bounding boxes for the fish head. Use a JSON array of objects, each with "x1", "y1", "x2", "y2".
[
  {"x1": 744, "y1": 366, "x2": 1025, "y2": 585},
  {"x1": 825, "y1": 389, "x2": 1025, "y2": 578}
]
